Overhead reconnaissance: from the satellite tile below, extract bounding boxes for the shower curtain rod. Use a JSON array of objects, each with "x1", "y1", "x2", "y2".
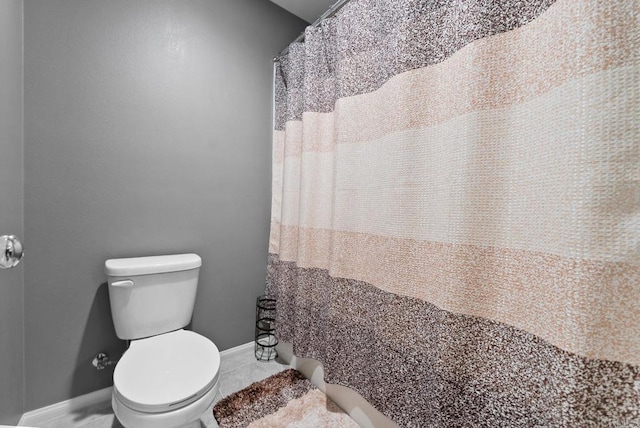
[{"x1": 273, "y1": 0, "x2": 351, "y2": 61}]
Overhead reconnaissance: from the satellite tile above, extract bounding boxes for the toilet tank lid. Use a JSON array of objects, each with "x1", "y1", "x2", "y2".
[{"x1": 105, "y1": 253, "x2": 202, "y2": 276}]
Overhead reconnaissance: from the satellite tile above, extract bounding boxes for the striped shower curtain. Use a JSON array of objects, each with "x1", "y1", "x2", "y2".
[{"x1": 267, "y1": 0, "x2": 639, "y2": 426}]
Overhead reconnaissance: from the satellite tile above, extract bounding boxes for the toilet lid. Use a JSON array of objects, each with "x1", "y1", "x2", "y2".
[{"x1": 113, "y1": 329, "x2": 220, "y2": 413}]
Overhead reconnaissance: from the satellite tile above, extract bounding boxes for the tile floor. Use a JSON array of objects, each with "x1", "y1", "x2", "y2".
[{"x1": 34, "y1": 346, "x2": 289, "y2": 428}]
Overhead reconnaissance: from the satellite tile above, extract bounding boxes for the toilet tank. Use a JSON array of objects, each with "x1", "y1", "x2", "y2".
[{"x1": 105, "y1": 254, "x2": 202, "y2": 340}]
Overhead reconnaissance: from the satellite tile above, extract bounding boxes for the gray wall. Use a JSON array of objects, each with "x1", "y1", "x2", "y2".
[
  {"x1": 0, "y1": 0, "x2": 24, "y2": 424},
  {"x1": 23, "y1": 0, "x2": 305, "y2": 411}
]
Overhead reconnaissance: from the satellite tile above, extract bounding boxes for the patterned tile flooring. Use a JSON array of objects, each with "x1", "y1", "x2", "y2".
[{"x1": 33, "y1": 345, "x2": 288, "y2": 428}]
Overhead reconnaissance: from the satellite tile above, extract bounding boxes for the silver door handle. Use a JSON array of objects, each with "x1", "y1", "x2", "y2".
[{"x1": 1, "y1": 235, "x2": 24, "y2": 269}]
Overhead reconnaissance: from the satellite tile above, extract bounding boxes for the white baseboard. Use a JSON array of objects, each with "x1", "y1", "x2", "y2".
[
  {"x1": 219, "y1": 341, "x2": 253, "y2": 360},
  {"x1": 17, "y1": 341, "x2": 254, "y2": 427},
  {"x1": 19, "y1": 386, "x2": 113, "y2": 427}
]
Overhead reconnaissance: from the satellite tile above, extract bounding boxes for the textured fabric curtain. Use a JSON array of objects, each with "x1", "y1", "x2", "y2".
[{"x1": 267, "y1": 0, "x2": 639, "y2": 426}]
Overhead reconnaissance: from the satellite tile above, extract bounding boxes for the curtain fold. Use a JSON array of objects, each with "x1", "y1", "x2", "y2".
[{"x1": 268, "y1": 0, "x2": 640, "y2": 425}]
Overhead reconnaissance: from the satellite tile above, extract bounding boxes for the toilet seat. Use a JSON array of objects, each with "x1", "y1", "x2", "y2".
[{"x1": 113, "y1": 329, "x2": 220, "y2": 413}]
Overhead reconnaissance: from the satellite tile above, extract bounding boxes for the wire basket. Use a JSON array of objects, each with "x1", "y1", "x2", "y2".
[{"x1": 255, "y1": 295, "x2": 278, "y2": 361}]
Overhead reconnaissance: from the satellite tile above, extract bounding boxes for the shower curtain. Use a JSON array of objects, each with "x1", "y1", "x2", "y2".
[{"x1": 267, "y1": 0, "x2": 639, "y2": 426}]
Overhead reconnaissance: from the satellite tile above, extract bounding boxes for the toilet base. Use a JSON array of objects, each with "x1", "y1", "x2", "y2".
[{"x1": 113, "y1": 379, "x2": 219, "y2": 428}]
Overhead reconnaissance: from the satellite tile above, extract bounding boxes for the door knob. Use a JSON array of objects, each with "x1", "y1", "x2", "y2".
[{"x1": 1, "y1": 235, "x2": 24, "y2": 269}]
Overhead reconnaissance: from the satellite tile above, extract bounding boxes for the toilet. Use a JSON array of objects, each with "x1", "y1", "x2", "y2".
[{"x1": 105, "y1": 253, "x2": 220, "y2": 428}]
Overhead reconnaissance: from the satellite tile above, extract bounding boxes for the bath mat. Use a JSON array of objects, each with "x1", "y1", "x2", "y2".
[{"x1": 213, "y1": 368, "x2": 359, "y2": 427}]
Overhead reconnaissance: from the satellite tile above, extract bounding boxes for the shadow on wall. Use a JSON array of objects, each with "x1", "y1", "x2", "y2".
[{"x1": 71, "y1": 283, "x2": 126, "y2": 403}]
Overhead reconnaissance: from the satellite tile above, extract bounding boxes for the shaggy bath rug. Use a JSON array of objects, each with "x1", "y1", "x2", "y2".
[{"x1": 213, "y1": 369, "x2": 359, "y2": 427}]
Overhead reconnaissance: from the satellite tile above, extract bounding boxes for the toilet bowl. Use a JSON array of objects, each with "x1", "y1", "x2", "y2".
[
  {"x1": 112, "y1": 330, "x2": 220, "y2": 428},
  {"x1": 105, "y1": 254, "x2": 220, "y2": 428}
]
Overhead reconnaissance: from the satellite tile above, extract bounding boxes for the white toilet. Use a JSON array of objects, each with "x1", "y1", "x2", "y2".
[{"x1": 105, "y1": 253, "x2": 220, "y2": 428}]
